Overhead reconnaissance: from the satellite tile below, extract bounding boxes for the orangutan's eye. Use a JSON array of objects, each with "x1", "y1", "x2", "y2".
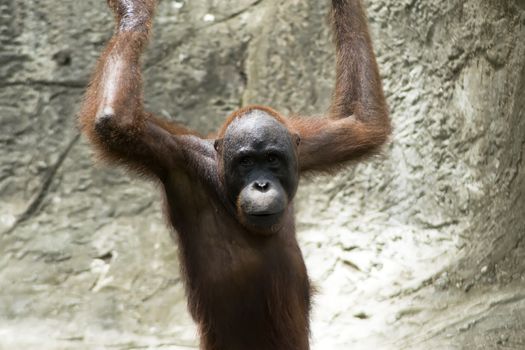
[
  {"x1": 267, "y1": 153, "x2": 279, "y2": 164},
  {"x1": 239, "y1": 156, "x2": 254, "y2": 167}
]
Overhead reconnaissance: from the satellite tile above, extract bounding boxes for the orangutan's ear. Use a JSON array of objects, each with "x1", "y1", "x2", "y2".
[
  {"x1": 214, "y1": 138, "x2": 223, "y2": 153},
  {"x1": 292, "y1": 133, "x2": 301, "y2": 146}
]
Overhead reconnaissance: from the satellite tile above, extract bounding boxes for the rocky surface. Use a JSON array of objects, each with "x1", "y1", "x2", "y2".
[{"x1": 1, "y1": 0, "x2": 524, "y2": 349}]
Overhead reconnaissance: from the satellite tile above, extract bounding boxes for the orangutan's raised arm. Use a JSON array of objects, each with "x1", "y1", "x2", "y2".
[
  {"x1": 290, "y1": 0, "x2": 391, "y2": 173},
  {"x1": 78, "y1": 0, "x2": 202, "y2": 179}
]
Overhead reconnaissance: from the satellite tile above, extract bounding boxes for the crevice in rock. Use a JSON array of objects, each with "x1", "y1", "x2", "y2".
[
  {"x1": 237, "y1": 38, "x2": 253, "y2": 108},
  {"x1": 198, "y1": 0, "x2": 265, "y2": 29},
  {"x1": 3, "y1": 80, "x2": 87, "y2": 88},
  {"x1": 4, "y1": 134, "x2": 80, "y2": 235}
]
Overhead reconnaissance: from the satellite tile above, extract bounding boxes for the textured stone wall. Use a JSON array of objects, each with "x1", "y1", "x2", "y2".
[{"x1": 1, "y1": 0, "x2": 524, "y2": 349}]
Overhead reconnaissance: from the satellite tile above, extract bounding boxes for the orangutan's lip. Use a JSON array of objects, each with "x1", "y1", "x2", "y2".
[{"x1": 249, "y1": 212, "x2": 280, "y2": 217}]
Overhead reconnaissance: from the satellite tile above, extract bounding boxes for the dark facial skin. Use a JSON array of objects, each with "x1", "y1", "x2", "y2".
[{"x1": 218, "y1": 110, "x2": 300, "y2": 234}]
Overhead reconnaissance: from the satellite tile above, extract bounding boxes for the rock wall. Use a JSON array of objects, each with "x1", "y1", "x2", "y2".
[{"x1": 1, "y1": 0, "x2": 524, "y2": 349}]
